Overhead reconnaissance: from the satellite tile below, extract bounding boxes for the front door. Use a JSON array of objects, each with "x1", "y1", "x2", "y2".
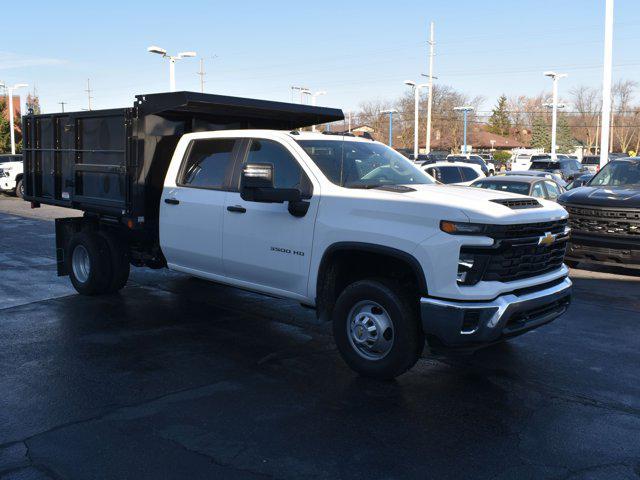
[
  {"x1": 160, "y1": 137, "x2": 239, "y2": 274},
  {"x1": 222, "y1": 138, "x2": 319, "y2": 297}
]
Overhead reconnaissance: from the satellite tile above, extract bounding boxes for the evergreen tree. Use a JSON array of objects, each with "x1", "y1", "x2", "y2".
[
  {"x1": 556, "y1": 115, "x2": 574, "y2": 153},
  {"x1": 531, "y1": 116, "x2": 550, "y2": 151},
  {"x1": 488, "y1": 94, "x2": 511, "y2": 136}
]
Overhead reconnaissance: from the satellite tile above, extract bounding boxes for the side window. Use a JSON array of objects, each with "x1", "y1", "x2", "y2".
[
  {"x1": 180, "y1": 139, "x2": 236, "y2": 189},
  {"x1": 544, "y1": 181, "x2": 560, "y2": 199},
  {"x1": 531, "y1": 182, "x2": 546, "y2": 198},
  {"x1": 244, "y1": 139, "x2": 312, "y2": 195},
  {"x1": 439, "y1": 167, "x2": 463, "y2": 184},
  {"x1": 426, "y1": 167, "x2": 439, "y2": 181},
  {"x1": 460, "y1": 167, "x2": 479, "y2": 181}
]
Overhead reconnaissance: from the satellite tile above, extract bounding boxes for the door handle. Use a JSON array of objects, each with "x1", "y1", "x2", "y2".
[
  {"x1": 164, "y1": 198, "x2": 180, "y2": 205},
  {"x1": 227, "y1": 205, "x2": 246, "y2": 213}
]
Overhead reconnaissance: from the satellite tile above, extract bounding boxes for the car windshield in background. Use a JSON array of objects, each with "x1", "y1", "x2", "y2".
[
  {"x1": 473, "y1": 180, "x2": 530, "y2": 195},
  {"x1": 297, "y1": 140, "x2": 435, "y2": 189},
  {"x1": 531, "y1": 161, "x2": 560, "y2": 170},
  {"x1": 582, "y1": 156, "x2": 600, "y2": 165},
  {"x1": 590, "y1": 160, "x2": 640, "y2": 187}
]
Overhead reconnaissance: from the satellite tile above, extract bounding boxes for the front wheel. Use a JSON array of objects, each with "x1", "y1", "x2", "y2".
[
  {"x1": 332, "y1": 279, "x2": 424, "y2": 380},
  {"x1": 14, "y1": 179, "x2": 24, "y2": 198}
]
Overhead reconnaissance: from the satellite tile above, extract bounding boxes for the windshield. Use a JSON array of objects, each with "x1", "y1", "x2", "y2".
[
  {"x1": 531, "y1": 161, "x2": 560, "y2": 170},
  {"x1": 296, "y1": 139, "x2": 435, "y2": 188},
  {"x1": 582, "y1": 156, "x2": 600, "y2": 165},
  {"x1": 473, "y1": 180, "x2": 530, "y2": 195},
  {"x1": 590, "y1": 160, "x2": 640, "y2": 187}
]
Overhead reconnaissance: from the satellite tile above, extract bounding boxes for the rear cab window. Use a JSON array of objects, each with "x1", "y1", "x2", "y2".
[{"x1": 179, "y1": 138, "x2": 237, "y2": 190}]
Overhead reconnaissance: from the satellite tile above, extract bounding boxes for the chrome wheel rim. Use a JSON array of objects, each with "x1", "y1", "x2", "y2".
[
  {"x1": 347, "y1": 300, "x2": 394, "y2": 360},
  {"x1": 72, "y1": 245, "x2": 91, "y2": 283}
]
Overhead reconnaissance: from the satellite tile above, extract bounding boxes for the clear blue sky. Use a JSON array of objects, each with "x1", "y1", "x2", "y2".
[{"x1": 3, "y1": 0, "x2": 639, "y2": 114}]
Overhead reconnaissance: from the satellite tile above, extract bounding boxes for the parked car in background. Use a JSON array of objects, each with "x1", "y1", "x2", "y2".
[
  {"x1": 581, "y1": 155, "x2": 601, "y2": 174},
  {"x1": 0, "y1": 154, "x2": 24, "y2": 198},
  {"x1": 559, "y1": 157, "x2": 640, "y2": 269},
  {"x1": 422, "y1": 161, "x2": 484, "y2": 185},
  {"x1": 502, "y1": 170, "x2": 568, "y2": 188},
  {"x1": 511, "y1": 153, "x2": 532, "y2": 170},
  {"x1": 566, "y1": 173, "x2": 594, "y2": 190},
  {"x1": 529, "y1": 156, "x2": 587, "y2": 182},
  {"x1": 444, "y1": 154, "x2": 490, "y2": 176},
  {"x1": 478, "y1": 153, "x2": 496, "y2": 175},
  {"x1": 471, "y1": 175, "x2": 565, "y2": 201}
]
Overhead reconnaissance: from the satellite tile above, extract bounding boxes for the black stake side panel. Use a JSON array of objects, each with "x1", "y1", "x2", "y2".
[{"x1": 22, "y1": 91, "x2": 344, "y2": 232}]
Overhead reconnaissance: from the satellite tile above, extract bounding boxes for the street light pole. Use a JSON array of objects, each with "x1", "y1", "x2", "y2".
[
  {"x1": 381, "y1": 109, "x2": 398, "y2": 147},
  {"x1": 544, "y1": 71, "x2": 567, "y2": 158},
  {"x1": 600, "y1": 0, "x2": 614, "y2": 167},
  {"x1": 405, "y1": 80, "x2": 428, "y2": 159},
  {"x1": 310, "y1": 91, "x2": 326, "y2": 132},
  {"x1": 422, "y1": 21, "x2": 437, "y2": 154},
  {"x1": 0, "y1": 82, "x2": 28, "y2": 155},
  {"x1": 148, "y1": 46, "x2": 197, "y2": 92},
  {"x1": 453, "y1": 106, "x2": 474, "y2": 155}
]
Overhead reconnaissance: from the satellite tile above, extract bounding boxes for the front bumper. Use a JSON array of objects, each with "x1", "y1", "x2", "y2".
[
  {"x1": 566, "y1": 233, "x2": 640, "y2": 268},
  {"x1": 420, "y1": 277, "x2": 572, "y2": 353},
  {"x1": 0, "y1": 178, "x2": 16, "y2": 192}
]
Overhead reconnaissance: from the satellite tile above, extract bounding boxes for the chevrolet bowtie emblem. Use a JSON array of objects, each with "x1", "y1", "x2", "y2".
[{"x1": 538, "y1": 232, "x2": 556, "y2": 246}]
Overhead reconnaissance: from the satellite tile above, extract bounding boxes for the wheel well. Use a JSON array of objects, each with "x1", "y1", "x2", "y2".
[
  {"x1": 15, "y1": 173, "x2": 23, "y2": 181},
  {"x1": 316, "y1": 244, "x2": 426, "y2": 321}
]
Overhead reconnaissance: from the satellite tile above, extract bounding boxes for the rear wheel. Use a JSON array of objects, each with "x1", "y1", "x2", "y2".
[
  {"x1": 98, "y1": 230, "x2": 130, "y2": 293},
  {"x1": 332, "y1": 279, "x2": 424, "y2": 380},
  {"x1": 66, "y1": 232, "x2": 112, "y2": 295}
]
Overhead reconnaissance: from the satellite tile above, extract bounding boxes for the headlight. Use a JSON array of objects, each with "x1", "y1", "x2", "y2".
[{"x1": 440, "y1": 220, "x2": 487, "y2": 235}]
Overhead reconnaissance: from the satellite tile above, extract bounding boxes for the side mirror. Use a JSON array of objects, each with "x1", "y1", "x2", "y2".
[{"x1": 240, "y1": 163, "x2": 302, "y2": 204}]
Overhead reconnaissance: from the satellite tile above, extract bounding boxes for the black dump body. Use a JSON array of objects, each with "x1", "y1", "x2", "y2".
[{"x1": 22, "y1": 91, "x2": 343, "y2": 233}]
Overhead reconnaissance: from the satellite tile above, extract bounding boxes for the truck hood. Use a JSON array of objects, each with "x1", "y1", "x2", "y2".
[
  {"x1": 559, "y1": 185, "x2": 640, "y2": 208},
  {"x1": 367, "y1": 184, "x2": 568, "y2": 224}
]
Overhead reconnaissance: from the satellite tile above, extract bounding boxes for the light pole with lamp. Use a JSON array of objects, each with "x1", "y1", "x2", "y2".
[
  {"x1": 0, "y1": 82, "x2": 28, "y2": 154},
  {"x1": 453, "y1": 106, "x2": 474, "y2": 155},
  {"x1": 543, "y1": 71, "x2": 567, "y2": 158},
  {"x1": 381, "y1": 109, "x2": 398, "y2": 148},
  {"x1": 310, "y1": 91, "x2": 326, "y2": 132},
  {"x1": 147, "y1": 46, "x2": 197, "y2": 92},
  {"x1": 404, "y1": 80, "x2": 428, "y2": 159}
]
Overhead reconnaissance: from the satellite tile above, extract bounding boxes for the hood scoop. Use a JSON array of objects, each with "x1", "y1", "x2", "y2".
[{"x1": 490, "y1": 198, "x2": 542, "y2": 209}]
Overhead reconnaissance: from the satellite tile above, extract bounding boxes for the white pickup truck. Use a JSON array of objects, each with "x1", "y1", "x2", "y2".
[
  {"x1": 23, "y1": 93, "x2": 572, "y2": 379},
  {"x1": 0, "y1": 154, "x2": 24, "y2": 197}
]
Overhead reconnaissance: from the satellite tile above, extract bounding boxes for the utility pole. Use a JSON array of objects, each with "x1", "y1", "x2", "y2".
[
  {"x1": 85, "y1": 79, "x2": 93, "y2": 111},
  {"x1": 59, "y1": 101, "x2": 66, "y2": 113},
  {"x1": 599, "y1": 0, "x2": 614, "y2": 167},
  {"x1": 198, "y1": 58, "x2": 206, "y2": 93},
  {"x1": 454, "y1": 106, "x2": 474, "y2": 155},
  {"x1": 421, "y1": 21, "x2": 437, "y2": 154},
  {"x1": 381, "y1": 109, "x2": 398, "y2": 147}
]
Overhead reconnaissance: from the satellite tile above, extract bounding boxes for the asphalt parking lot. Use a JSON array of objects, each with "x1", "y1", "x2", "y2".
[{"x1": 1, "y1": 194, "x2": 639, "y2": 480}]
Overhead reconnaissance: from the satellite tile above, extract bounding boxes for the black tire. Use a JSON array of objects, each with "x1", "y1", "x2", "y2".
[
  {"x1": 14, "y1": 179, "x2": 24, "y2": 198},
  {"x1": 98, "y1": 230, "x2": 130, "y2": 293},
  {"x1": 66, "y1": 231, "x2": 112, "y2": 295},
  {"x1": 332, "y1": 279, "x2": 424, "y2": 380},
  {"x1": 565, "y1": 260, "x2": 580, "y2": 268}
]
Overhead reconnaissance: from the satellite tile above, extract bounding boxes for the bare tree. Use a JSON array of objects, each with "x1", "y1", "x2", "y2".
[
  {"x1": 612, "y1": 79, "x2": 638, "y2": 153},
  {"x1": 569, "y1": 85, "x2": 600, "y2": 153}
]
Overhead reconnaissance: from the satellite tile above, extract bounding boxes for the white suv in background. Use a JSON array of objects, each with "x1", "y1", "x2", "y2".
[
  {"x1": 0, "y1": 154, "x2": 24, "y2": 197},
  {"x1": 422, "y1": 161, "x2": 484, "y2": 185}
]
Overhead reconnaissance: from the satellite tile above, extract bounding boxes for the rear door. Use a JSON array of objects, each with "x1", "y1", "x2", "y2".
[
  {"x1": 160, "y1": 137, "x2": 240, "y2": 274},
  {"x1": 222, "y1": 137, "x2": 319, "y2": 297}
]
